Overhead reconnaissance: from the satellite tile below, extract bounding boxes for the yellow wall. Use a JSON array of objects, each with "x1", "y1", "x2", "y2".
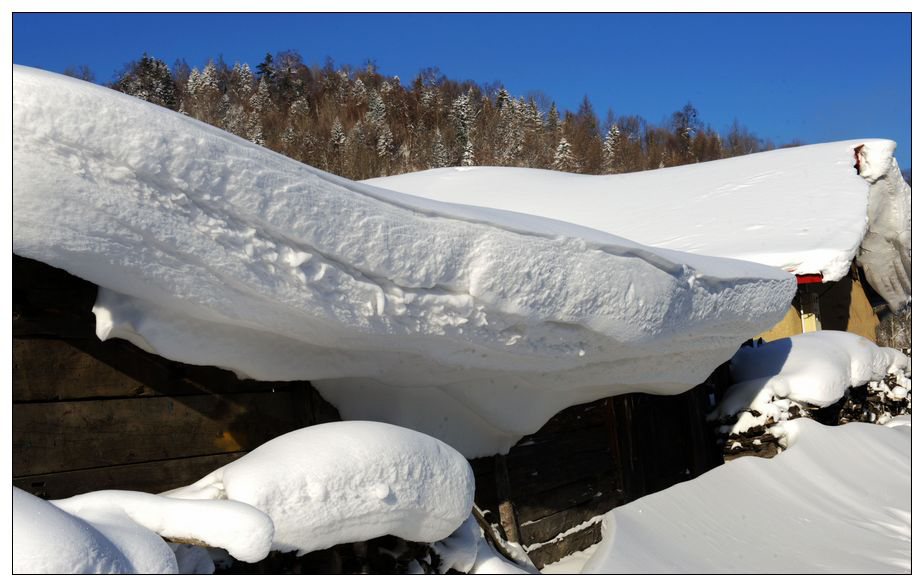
[{"x1": 756, "y1": 270, "x2": 879, "y2": 342}]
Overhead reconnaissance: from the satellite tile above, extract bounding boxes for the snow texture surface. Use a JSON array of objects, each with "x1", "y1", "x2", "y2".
[
  {"x1": 13, "y1": 487, "x2": 272, "y2": 574},
  {"x1": 579, "y1": 418, "x2": 911, "y2": 573},
  {"x1": 713, "y1": 331, "x2": 910, "y2": 434},
  {"x1": 164, "y1": 421, "x2": 475, "y2": 555},
  {"x1": 13, "y1": 66, "x2": 794, "y2": 456},
  {"x1": 367, "y1": 140, "x2": 911, "y2": 309}
]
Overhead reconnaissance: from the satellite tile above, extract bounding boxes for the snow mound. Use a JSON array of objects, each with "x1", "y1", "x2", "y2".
[
  {"x1": 13, "y1": 487, "x2": 272, "y2": 573},
  {"x1": 366, "y1": 140, "x2": 911, "y2": 310},
  {"x1": 712, "y1": 331, "x2": 909, "y2": 434},
  {"x1": 14, "y1": 487, "x2": 135, "y2": 574},
  {"x1": 13, "y1": 65, "x2": 794, "y2": 456},
  {"x1": 579, "y1": 418, "x2": 911, "y2": 573},
  {"x1": 164, "y1": 421, "x2": 475, "y2": 555}
]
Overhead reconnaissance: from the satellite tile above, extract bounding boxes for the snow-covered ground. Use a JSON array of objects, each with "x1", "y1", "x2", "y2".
[
  {"x1": 13, "y1": 65, "x2": 795, "y2": 456},
  {"x1": 543, "y1": 417, "x2": 911, "y2": 573},
  {"x1": 366, "y1": 140, "x2": 911, "y2": 311}
]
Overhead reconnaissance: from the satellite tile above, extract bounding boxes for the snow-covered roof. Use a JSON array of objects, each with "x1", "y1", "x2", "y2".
[
  {"x1": 13, "y1": 65, "x2": 795, "y2": 456},
  {"x1": 365, "y1": 141, "x2": 911, "y2": 310}
]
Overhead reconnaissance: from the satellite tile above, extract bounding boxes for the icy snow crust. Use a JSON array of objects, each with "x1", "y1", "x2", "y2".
[
  {"x1": 13, "y1": 66, "x2": 794, "y2": 456},
  {"x1": 366, "y1": 139, "x2": 911, "y2": 307},
  {"x1": 578, "y1": 418, "x2": 911, "y2": 573},
  {"x1": 165, "y1": 421, "x2": 475, "y2": 555}
]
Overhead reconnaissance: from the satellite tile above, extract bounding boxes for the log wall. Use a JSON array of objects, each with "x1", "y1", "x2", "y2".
[{"x1": 12, "y1": 255, "x2": 340, "y2": 500}]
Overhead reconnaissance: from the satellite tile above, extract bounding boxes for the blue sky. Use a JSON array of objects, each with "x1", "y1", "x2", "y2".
[{"x1": 13, "y1": 13, "x2": 911, "y2": 166}]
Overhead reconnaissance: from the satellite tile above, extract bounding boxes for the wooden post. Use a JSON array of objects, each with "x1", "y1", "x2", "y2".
[{"x1": 493, "y1": 454, "x2": 521, "y2": 544}]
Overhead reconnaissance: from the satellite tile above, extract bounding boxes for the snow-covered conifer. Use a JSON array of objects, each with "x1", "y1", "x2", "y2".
[
  {"x1": 495, "y1": 87, "x2": 510, "y2": 110},
  {"x1": 330, "y1": 118, "x2": 346, "y2": 150},
  {"x1": 366, "y1": 90, "x2": 387, "y2": 128},
  {"x1": 250, "y1": 76, "x2": 273, "y2": 114},
  {"x1": 247, "y1": 111, "x2": 265, "y2": 146},
  {"x1": 352, "y1": 78, "x2": 367, "y2": 104},
  {"x1": 603, "y1": 124, "x2": 621, "y2": 172},
  {"x1": 547, "y1": 102, "x2": 560, "y2": 132},
  {"x1": 430, "y1": 130, "x2": 449, "y2": 168},
  {"x1": 553, "y1": 137, "x2": 576, "y2": 171},
  {"x1": 450, "y1": 92, "x2": 476, "y2": 166},
  {"x1": 376, "y1": 126, "x2": 395, "y2": 158}
]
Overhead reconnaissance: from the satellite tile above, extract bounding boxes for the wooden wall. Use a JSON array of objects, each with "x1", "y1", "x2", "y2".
[
  {"x1": 471, "y1": 381, "x2": 725, "y2": 569},
  {"x1": 12, "y1": 255, "x2": 340, "y2": 500}
]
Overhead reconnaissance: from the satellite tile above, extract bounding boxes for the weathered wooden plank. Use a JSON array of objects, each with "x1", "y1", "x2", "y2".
[
  {"x1": 13, "y1": 303, "x2": 97, "y2": 338},
  {"x1": 13, "y1": 452, "x2": 246, "y2": 500},
  {"x1": 493, "y1": 454, "x2": 520, "y2": 543},
  {"x1": 12, "y1": 336, "x2": 322, "y2": 402},
  {"x1": 507, "y1": 448, "x2": 615, "y2": 497},
  {"x1": 13, "y1": 391, "x2": 313, "y2": 475},
  {"x1": 525, "y1": 522, "x2": 602, "y2": 570},
  {"x1": 505, "y1": 425, "x2": 611, "y2": 470},
  {"x1": 518, "y1": 492, "x2": 622, "y2": 546},
  {"x1": 13, "y1": 337, "x2": 172, "y2": 401},
  {"x1": 519, "y1": 399, "x2": 608, "y2": 439},
  {"x1": 514, "y1": 471, "x2": 622, "y2": 523}
]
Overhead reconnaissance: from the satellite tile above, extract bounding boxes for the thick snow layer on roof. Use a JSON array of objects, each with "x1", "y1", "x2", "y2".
[
  {"x1": 164, "y1": 422, "x2": 475, "y2": 555},
  {"x1": 713, "y1": 331, "x2": 910, "y2": 434},
  {"x1": 365, "y1": 140, "x2": 911, "y2": 309},
  {"x1": 576, "y1": 418, "x2": 911, "y2": 573},
  {"x1": 13, "y1": 487, "x2": 272, "y2": 573},
  {"x1": 13, "y1": 66, "x2": 794, "y2": 456}
]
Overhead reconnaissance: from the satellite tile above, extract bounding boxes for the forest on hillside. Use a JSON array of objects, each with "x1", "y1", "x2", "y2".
[{"x1": 65, "y1": 51, "x2": 796, "y2": 181}]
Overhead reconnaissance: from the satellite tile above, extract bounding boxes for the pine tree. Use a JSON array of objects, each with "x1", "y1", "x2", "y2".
[
  {"x1": 352, "y1": 78, "x2": 367, "y2": 104},
  {"x1": 330, "y1": 118, "x2": 346, "y2": 150},
  {"x1": 376, "y1": 126, "x2": 395, "y2": 158},
  {"x1": 230, "y1": 62, "x2": 254, "y2": 101},
  {"x1": 546, "y1": 102, "x2": 559, "y2": 133},
  {"x1": 553, "y1": 137, "x2": 576, "y2": 171},
  {"x1": 450, "y1": 92, "x2": 476, "y2": 166},
  {"x1": 256, "y1": 53, "x2": 275, "y2": 82},
  {"x1": 602, "y1": 124, "x2": 621, "y2": 173},
  {"x1": 224, "y1": 103, "x2": 247, "y2": 137},
  {"x1": 247, "y1": 111, "x2": 265, "y2": 146},
  {"x1": 114, "y1": 54, "x2": 176, "y2": 110},
  {"x1": 250, "y1": 76, "x2": 273, "y2": 114},
  {"x1": 495, "y1": 87, "x2": 510, "y2": 110},
  {"x1": 431, "y1": 130, "x2": 449, "y2": 168},
  {"x1": 365, "y1": 90, "x2": 387, "y2": 128}
]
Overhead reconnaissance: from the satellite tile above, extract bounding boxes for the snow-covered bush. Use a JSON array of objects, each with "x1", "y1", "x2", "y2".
[{"x1": 709, "y1": 331, "x2": 910, "y2": 458}]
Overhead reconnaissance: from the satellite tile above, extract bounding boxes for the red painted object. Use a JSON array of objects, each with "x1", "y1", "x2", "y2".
[{"x1": 796, "y1": 274, "x2": 824, "y2": 284}]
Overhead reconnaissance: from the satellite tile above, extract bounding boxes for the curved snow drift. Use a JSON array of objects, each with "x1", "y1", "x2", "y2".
[
  {"x1": 13, "y1": 66, "x2": 794, "y2": 456},
  {"x1": 579, "y1": 419, "x2": 910, "y2": 573},
  {"x1": 366, "y1": 140, "x2": 911, "y2": 311}
]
